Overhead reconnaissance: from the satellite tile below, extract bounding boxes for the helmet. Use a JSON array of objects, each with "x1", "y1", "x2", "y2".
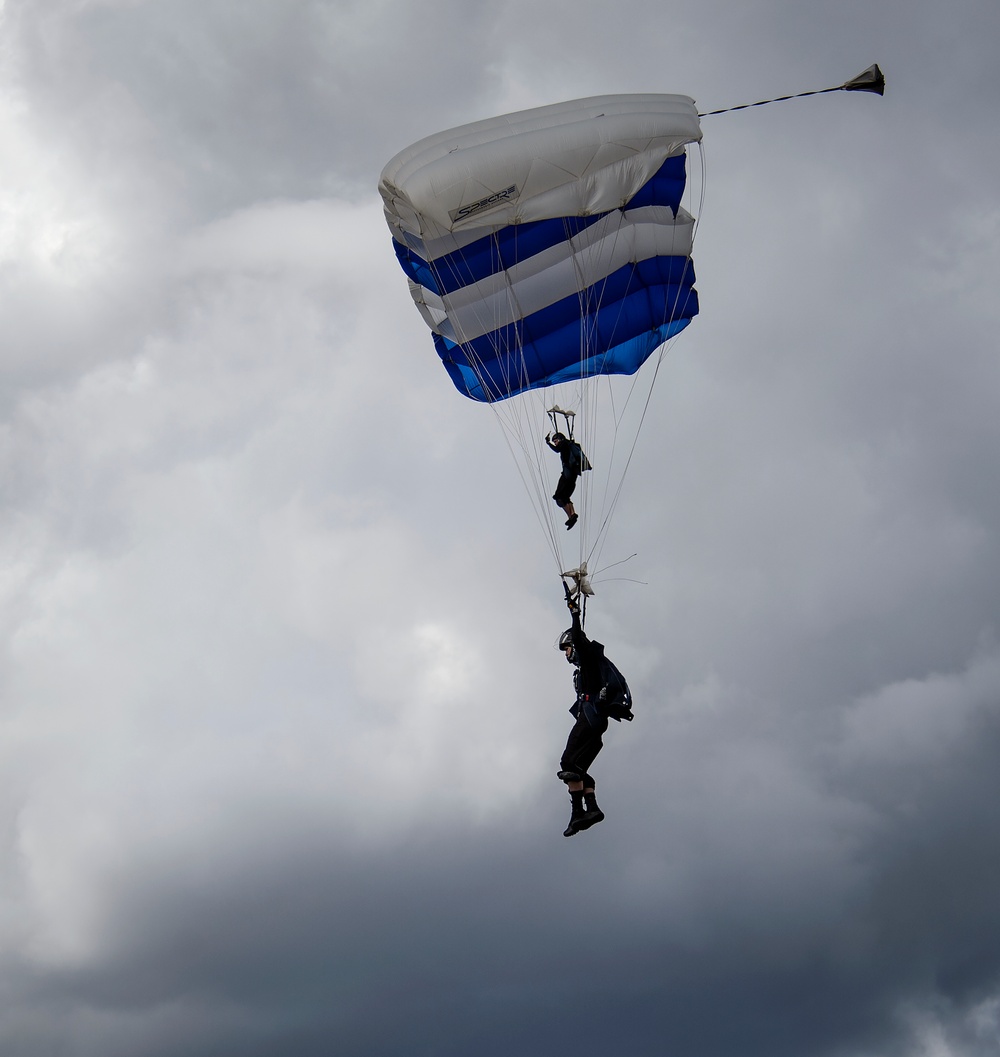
[{"x1": 558, "y1": 628, "x2": 577, "y2": 663}]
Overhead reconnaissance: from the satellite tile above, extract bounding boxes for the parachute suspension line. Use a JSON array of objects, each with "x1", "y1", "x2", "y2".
[
  {"x1": 468, "y1": 225, "x2": 575, "y2": 575},
  {"x1": 581, "y1": 354, "x2": 664, "y2": 580},
  {"x1": 588, "y1": 374, "x2": 629, "y2": 571},
  {"x1": 490, "y1": 400, "x2": 569, "y2": 575},
  {"x1": 576, "y1": 215, "x2": 676, "y2": 573},
  {"x1": 491, "y1": 227, "x2": 529, "y2": 400},
  {"x1": 581, "y1": 144, "x2": 706, "y2": 579},
  {"x1": 698, "y1": 63, "x2": 885, "y2": 117},
  {"x1": 428, "y1": 226, "x2": 576, "y2": 576},
  {"x1": 563, "y1": 216, "x2": 601, "y2": 575},
  {"x1": 505, "y1": 226, "x2": 585, "y2": 572},
  {"x1": 544, "y1": 140, "x2": 704, "y2": 589},
  {"x1": 584, "y1": 214, "x2": 655, "y2": 570},
  {"x1": 563, "y1": 208, "x2": 637, "y2": 577},
  {"x1": 584, "y1": 372, "x2": 648, "y2": 576},
  {"x1": 587, "y1": 332, "x2": 675, "y2": 572},
  {"x1": 490, "y1": 394, "x2": 568, "y2": 576},
  {"x1": 597, "y1": 143, "x2": 704, "y2": 549},
  {"x1": 592, "y1": 552, "x2": 641, "y2": 582},
  {"x1": 688, "y1": 140, "x2": 707, "y2": 247},
  {"x1": 578, "y1": 141, "x2": 709, "y2": 575},
  {"x1": 491, "y1": 405, "x2": 566, "y2": 570}
]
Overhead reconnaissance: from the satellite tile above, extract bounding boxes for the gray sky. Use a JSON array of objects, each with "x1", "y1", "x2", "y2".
[{"x1": 2, "y1": 1, "x2": 1000, "y2": 1055}]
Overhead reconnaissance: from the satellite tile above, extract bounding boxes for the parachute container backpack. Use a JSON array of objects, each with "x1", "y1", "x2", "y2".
[{"x1": 379, "y1": 95, "x2": 704, "y2": 581}]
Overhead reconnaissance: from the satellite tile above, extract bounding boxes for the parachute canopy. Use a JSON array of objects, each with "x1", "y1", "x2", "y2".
[{"x1": 379, "y1": 95, "x2": 703, "y2": 402}]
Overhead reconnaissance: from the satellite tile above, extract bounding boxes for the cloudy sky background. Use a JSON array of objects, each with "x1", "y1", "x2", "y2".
[{"x1": 2, "y1": 1, "x2": 1000, "y2": 1054}]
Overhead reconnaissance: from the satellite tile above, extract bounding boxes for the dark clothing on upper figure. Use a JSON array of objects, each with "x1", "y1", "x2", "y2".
[{"x1": 548, "y1": 436, "x2": 591, "y2": 506}]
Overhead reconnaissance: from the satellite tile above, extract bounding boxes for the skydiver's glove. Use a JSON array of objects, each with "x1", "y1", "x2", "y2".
[{"x1": 598, "y1": 687, "x2": 607, "y2": 702}]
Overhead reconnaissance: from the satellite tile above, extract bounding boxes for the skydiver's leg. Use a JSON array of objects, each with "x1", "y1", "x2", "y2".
[
  {"x1": 560, "y1": 722, "x2": 602, "y2": 786},
  {"x1": 554, "y1": 475, "x2": 578, "y2": 527},
  {"x1": 564, "y1": 476, "x2": 578, "y2": 528},
  {"x1": 560, "y1": 717, "x2": 594, "y2": 780},
  {"x1": 560, "y1": 717, "x2": 590, "y2": 835},
  {"x1": 559, "y1": 717, "x2": 606, "y2": 834}
]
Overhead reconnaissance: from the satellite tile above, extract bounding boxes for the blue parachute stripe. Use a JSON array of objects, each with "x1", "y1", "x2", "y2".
[
  {"x1": 430, "y1": 214, "x2": 602, "y2": 296},
  {"x1": 432, "y1": 257, "x2": 698, "y2": 401},
  {"x1": 465, "y1": 256, "x2": 696, "y2": 356},
  {"x1": 438, "y1": 319, "x2": 693, "y2": 403},
  {"x1": 396, "y1": 154, "x2": 689, "y2": 298},
  {"x1": 625, "y1": 154, "x2": 688, "y2": 210},
  {"x1": 394, "y1": 215, "x2": 604, "y2": 298},
  {"x1": 393, "y1": 239, "x2": 440, "y2": 293}
]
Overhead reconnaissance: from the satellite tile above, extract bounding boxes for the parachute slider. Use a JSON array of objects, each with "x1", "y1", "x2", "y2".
[{"x1": 562, "y1": 563, "x2": 595, "y2": 602}]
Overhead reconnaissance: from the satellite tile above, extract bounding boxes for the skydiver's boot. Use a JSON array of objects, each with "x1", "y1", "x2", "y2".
[
  {"x1": 577, "y1": 790, "x2": 605, "y2": 831},
  {"x1": 563, "y1": 789, "x2": 587, "y2": 837}
]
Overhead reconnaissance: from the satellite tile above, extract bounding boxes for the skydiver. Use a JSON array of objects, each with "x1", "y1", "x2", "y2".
[
  {"x1": 556, "y1": 596, "x2": 633, "y2": 837},
  {"x1": 546, "y1": 432, "x2": 591, "y2": 530}
]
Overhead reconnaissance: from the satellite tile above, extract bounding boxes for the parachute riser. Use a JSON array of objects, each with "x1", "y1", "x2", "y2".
[
  {"x1": 561, "y1": 578, "x2": 588, "y2": 629},
  {"x1": 561, "y1": 563, "x2": 595, "y2": 628}
]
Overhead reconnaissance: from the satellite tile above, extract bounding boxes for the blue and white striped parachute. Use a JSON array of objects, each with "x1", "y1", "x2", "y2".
[
  {"x1": 379, "y1": 94, "x2": 702, "y2": 403},
  {"x1": 379, "y1": 94, "x2": 703, "y2": 583}
]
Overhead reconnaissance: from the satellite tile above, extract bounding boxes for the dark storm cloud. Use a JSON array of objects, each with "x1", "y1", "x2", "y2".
[
  {"x1": 0, "y1": 823, "x2": 906, "y2": 1057},
  {"x1": 9, "y1": 739, "x2": 1000, "y2": 1057}
]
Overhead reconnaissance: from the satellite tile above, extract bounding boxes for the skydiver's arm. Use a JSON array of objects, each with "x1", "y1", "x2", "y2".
[{"x1": 568, "y1": 607, "x2": 589, "y2": 651}]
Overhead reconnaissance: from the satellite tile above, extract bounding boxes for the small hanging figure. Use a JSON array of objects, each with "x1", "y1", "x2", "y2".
[{"x1": 545, "y1": 410, "x2": 591, "y2": 530}]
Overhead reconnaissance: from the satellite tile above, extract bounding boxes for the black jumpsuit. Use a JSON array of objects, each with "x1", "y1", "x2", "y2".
[
  {"x1": 559, "y1": 612, "x2": 609, "y2": 789},
  {"x1": 551, "y1": 438, "x2": 588, "y2": 507}
]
